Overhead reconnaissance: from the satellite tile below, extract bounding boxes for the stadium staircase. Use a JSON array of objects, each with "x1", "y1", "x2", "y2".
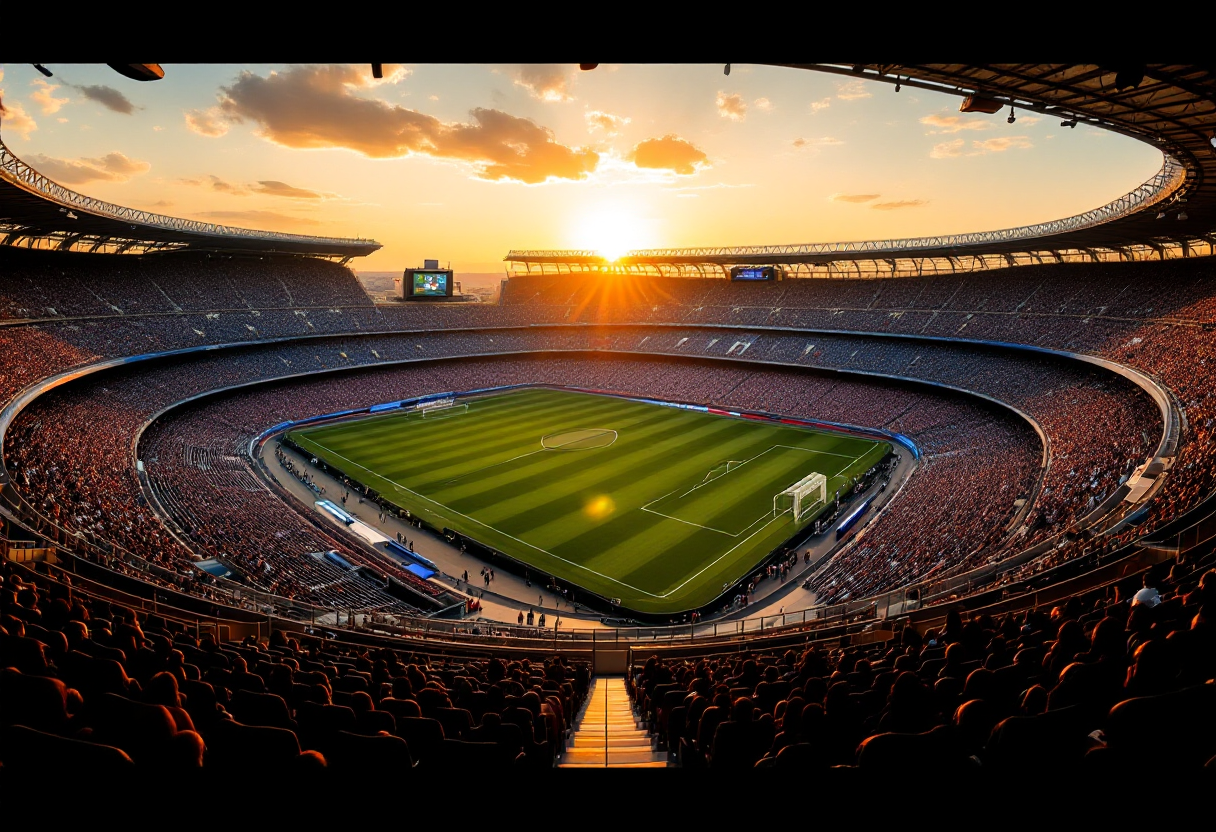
[{"x1": 559, "y1": 677, "x2": 669, "y2": 768}]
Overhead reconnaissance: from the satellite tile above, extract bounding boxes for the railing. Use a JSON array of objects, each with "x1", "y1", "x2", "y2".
[
  {"x1": 0, "y1": 135, "x2": 378, "y2": 249},
  {"x1": 507, "y1": 156, "x2": 1183, "y2": 261}
]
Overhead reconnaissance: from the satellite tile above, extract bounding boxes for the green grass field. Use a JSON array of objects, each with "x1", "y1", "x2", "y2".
[{"x1": 287, "y1": 388, "x2": 888, "y2": 614}]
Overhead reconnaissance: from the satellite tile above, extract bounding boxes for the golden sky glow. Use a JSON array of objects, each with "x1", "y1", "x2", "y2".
[{"x1": 0, "y1": 63, "x2": 1164, "y2": 275}]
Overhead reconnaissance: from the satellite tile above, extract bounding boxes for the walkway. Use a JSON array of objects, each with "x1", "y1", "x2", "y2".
[{"x1": 559, "y1": 677, "x2": 668, "y2": 768}]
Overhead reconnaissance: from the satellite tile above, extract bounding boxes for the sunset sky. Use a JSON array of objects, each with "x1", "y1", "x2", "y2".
[{"x1": 0, "y1": 63, "x2": 1164, "y2": 274}]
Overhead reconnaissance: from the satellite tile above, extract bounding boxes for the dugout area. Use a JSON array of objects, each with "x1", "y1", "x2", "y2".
[{"x1": 285, "y1": 387, "x2": 891, "y2": 615}]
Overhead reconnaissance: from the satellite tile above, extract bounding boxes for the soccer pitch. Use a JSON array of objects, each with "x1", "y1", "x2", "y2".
[{"x1": 287, "y1": 388, "x2": 889, "y2": 614}]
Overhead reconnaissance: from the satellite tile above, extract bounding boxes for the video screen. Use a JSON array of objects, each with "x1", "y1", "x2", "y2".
[
  {"x1": 411, "y1": 272, "x2": 449, "y2": 296},
  {"x1": 731, "y1": 266, "x2": 778, "y2": 281}
]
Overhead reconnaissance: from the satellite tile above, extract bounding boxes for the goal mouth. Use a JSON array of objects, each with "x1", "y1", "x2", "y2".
[
  {"x1": 774, "y1": 471, "x2": 828, "y2": 523},
  {"x1": 419, "y1": 402, "x2": 469, "y2": 419},
  {"x1": 541, "y1": 428, "x2": 618, "y2": 450}
]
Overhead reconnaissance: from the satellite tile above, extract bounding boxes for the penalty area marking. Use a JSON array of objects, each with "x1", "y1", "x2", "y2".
[
  {"x1": 297, "y1": 437, "x2": 667, "y2": 599},
  {"x1": 641, "y1": 443, "x2": 871, "y2": 536}
]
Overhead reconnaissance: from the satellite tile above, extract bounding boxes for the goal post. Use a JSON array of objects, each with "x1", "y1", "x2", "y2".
[
  {"x1": 420, "y1": 401, "x2": 468, "y2": 419},
  {"x1": 774, "y1": 472, "x2": 827, "y2": 523}
]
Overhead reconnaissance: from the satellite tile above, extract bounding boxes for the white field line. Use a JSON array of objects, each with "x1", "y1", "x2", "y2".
[
  {"x1": 304, "y1": 433, "x2": 878, "y2": 603},
  {"x1": 443, "y1": 427, "x2": 618, "y2": 485},
  {"x1": 658, "y1": 509, "x2": 794, "y2": 599},
  {"x1": 648, "y1": 443, "x2": 870, "y2": 533},
  {"x1": 541, "y1": 428, "x2": 618, "y2": 450},
  {"x1": 639, "y1": 506, "x2": 736, "y2": 536},
  {"x1": 302, "y1": 439, "x2": 665, "y2": 598}
]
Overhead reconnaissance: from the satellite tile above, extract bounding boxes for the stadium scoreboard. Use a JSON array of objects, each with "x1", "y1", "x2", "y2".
[
  {"x1": 730, "y1": 265, "x2": 784, "y2": 282},
  {"x1": 395, "y1": 260, "x2": 455, "y2": 299}
]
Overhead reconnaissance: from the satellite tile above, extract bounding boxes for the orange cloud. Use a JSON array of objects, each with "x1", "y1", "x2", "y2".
[
  {"x1": 754, "y1": 97, "x2": 773, "y2": 112},
  {"x1": 251, "y1": 180, "x2": 323, "y2": 198},
  {"x1": 30, "y1": 79, "x2": 68, "y2": 114},
  {"x1": 628, "y1": 135, "x2": 709, "y2": 175},
  {"x1": 183, "y1": 175, "x2": 325, "y2": 200},
  {"x1": 872, "y1": 199, "x2": 927, "y2": 210},
  {"x1": 586, "y1": 109, "x2": 630, "y2": 134},
  {"x1": 830, "y1": 193, "x2": 880, "y2": 203},
  {"x1": 931, "y1": 136, "x2": 1032, "y2": 158},
  {"x1": 0, "y1": 95, "x2": 37, "y2": 139},
  {"x1": 209, "y1": 65, "x2": 598, "y2": 184},
  {"x1": 27, "y1": 151, "x2": 149, "y2": 184},
  {"x1": 185, "y1": 107, "x2": 230, "y2": 137},
  {"x1": 809, "y1": 97, "x2": 831, "y2": 113},
  {"x1": 920, "y1": 113, "x2": 991, "y2": 134},
  {"x1": 930, "y1": 138, "x2": 965, "y2": 158},
  {"x1": 795, "y1": 136, "x2": 844, "y2": 149},
  {"x1": 513, "y1": 65, "x2": 576, "y2": 101},
  {"x1": 195, "y1": 210, "x2": 321, "y2": 227},
  {"x1": 716, "y1": 91, "x2": 746, "y2": 121},
  {"x1": 972, "y1": 136, "x2": 1033, "y2": 152},
  {"x1": 836, "y1": 80, "x2": 872, "y2": 100}
]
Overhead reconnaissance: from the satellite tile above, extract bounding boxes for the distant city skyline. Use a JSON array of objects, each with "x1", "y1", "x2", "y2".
[{"x1": 0, "y1": 63, "x2": 1164, "y2": 272}]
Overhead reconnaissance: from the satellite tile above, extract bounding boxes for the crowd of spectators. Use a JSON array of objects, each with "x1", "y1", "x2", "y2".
[
  {"x1": 5, "y1": 316, "x2": 1161, "y2": 613},
  {"x1": 632, "y1": 548, "x2": 1216, "y2": 770},
  {"x1": 0, "y1": 559, "x2": 589, "y2": 772},
  {"x1": 0, "y1": 247, "x2": 1213, "y2": 622}
]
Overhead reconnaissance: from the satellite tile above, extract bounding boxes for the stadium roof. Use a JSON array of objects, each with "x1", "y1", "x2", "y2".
[
  {"x1": 0, "y1": 135, "x2": 381, "y2": 260},
  {"x1": 507, "y1": 63, "x2": 1216, "y2": 277}
]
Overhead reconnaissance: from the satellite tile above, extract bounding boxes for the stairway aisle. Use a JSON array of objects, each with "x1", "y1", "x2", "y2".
[{"x1": 558, "y1": 677, "x2": 668, "y2": 768}]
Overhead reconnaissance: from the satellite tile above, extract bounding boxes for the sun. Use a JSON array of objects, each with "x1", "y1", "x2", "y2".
[{"x1": 572, "y1": 207, "x2": 654, "y2": 262}]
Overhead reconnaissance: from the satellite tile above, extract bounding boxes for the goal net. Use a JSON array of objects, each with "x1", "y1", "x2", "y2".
[
  {"x1": 774, "y1": 472, "x2": 827, "y2": 523},
  {"x1": 421, "y1": 402, "x2": 468, "y2": 419}
]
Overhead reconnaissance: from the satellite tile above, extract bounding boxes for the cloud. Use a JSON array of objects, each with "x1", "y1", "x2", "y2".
[
  {"x1": 30, "y1": 79, "x2": 68, "y2": 114},
  {"x1": 836, "y1": 80, "x2": 871, "y2": 100},
  {"x1": 207, "y1": 175, "x2": 247, "y2": 195},
  {"x1": 70, "y1": 84, "x2": 137, "y2": 115},
  {"x1": 184, "y1": 175, "x2": 326, "y2": 200},
  {"x1": 209, "y1": 65, "x2": 598, "y2": 183},
  {"x1": 627, "y1": 135, "x2": 709, "y2": 175},
  {"x1": 585, "y1": 109, "x2": 630, "y2": 134},
  {"x1": 512, "y1": 64, "x2": 576, "y2": 102},
  {"x1": 716, "y1": 91, "x2": 746, "y2": 121},
  {"x1": 27, "y1": 151, "x2": 149, "y2": 184},
  {"x1": 794, "y1": 136, "x2": 843, "y2": 149},
  {"x1": 194, "y1": 210, "x2": 321, "y2": 227},
  {"x1": 809, "y1": 97, "x2": 831, "y2": 113},
  {"x1": 830, "y1": 193, "x2": 880, "y2": 203},
  {"x1": 149, "y1": 200, "x2": 173, "y2": 208},
  {"x1": 930, "y1": 138, "x2": 966, "y2": 158},
  {"x1": 972, "y1": 136, "x2": 1033, "y2": 152},
  {"x1": 753, "y1": 97, "x2": 773, "y2": 112},
  {"x1": 0, "y1": 96, "x2": 37, "y2": 139},
  {"x1": 184, "y1": 107, "x2": 230, "y2": 137},
  {"x1": 872, "y1": 199, "x2": 927, "y2": 210},
  {"x1": 250, "y1": 180, "x2": 323, "y2": 199},
  {"x1": 932, "y1": 136, "x2": 1033, "y2": 158},
  {"x1": 920, "y1": 113, "x2": 990, "y2": 134}
]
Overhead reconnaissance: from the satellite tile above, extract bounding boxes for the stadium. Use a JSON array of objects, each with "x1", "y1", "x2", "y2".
[{"x1": 0, "y1": 62, "x2": 1214, "y2": 774}]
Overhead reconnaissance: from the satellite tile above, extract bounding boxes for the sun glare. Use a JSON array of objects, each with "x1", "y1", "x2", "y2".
[{"x1": 573, "y1": 208, "x2": 654, "y2": 261}]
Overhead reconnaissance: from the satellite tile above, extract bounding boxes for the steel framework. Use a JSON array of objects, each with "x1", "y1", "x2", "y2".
[
  {"x1": 507, "y1": 63, "x2": 1216, "y2": 278},
  {"x1": 0, "y1": 136, "x2": 381, "y2": 259}
]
